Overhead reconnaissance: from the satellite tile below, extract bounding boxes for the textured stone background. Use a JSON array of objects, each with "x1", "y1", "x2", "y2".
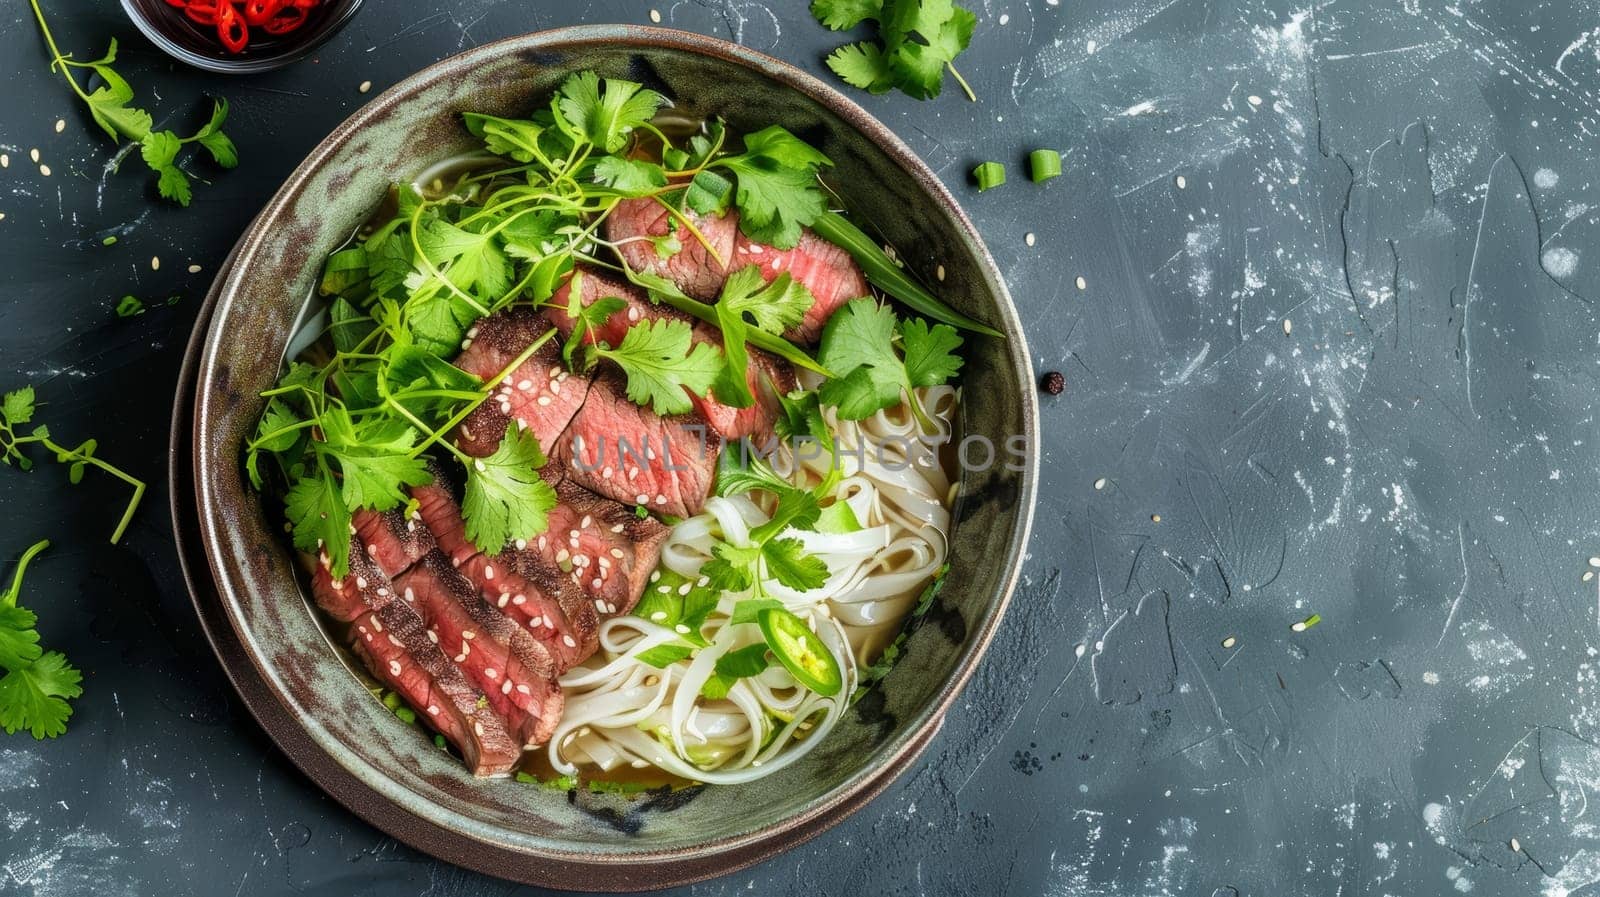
[{"x1": 5, "y1": 0, "x2": 1600, "y2": 895}]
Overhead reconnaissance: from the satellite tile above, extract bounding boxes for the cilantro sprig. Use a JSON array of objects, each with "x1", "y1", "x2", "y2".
[
  {"x1": 30, "y1": 0, "x2": 238, "y2": 205},
  {"x1": 816, "y1": 298, "x2": 963, "y2": 428},
  {"x1": 711, "y1": 266, "x2": 816, "y2": 408},
  {"x1": 814, "y1": 0, "x2": 979, "y2": 102},
  {"x1": 2, "y1": 387, "x2": 147, "y2": 544},
  {"x1": 0, "y1": 540, "x2": 84, "y2": 740}
]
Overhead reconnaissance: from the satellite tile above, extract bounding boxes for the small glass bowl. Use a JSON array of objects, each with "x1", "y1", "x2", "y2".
[{"x1": 120, "y1": 0, "x2": 365, "y2": 74}]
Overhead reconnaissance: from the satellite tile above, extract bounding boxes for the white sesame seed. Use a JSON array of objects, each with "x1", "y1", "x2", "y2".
[
  {"x1": 427, "y1": 629, "x2": 439, "y2": 643},
  {"x1": 649, "y1": 8, "x2": 661, "y2": 22},
  {"x1": 650, "y1": 611, "x2": 668, "y2": 622},
  {"x1": 1093, "y1": 477, "x2": 1107, "y2": 490},
  {"x1": 1221, "y1": 636, "x2": 1237, "y2": 649},
  {"x1": 359, "y1": 80, "x2": 373, "y2": 93},
  {"x1": 675, "y1": 624, "x2": 690, "y2": 634},
  {"x1": 636, "y1": 493, "x2": 649, "y2": 504},
  {"x1": 517, "y1": 684, "x2": 531, "y2": 695},
  {"x1": 592, "y1": 578, "x2": 604, "y2": 590},
  {"x1": 1588, "y1": 557, "x2": 1599, "y2": 568},
  {"x1": 474, "y1": 458, "x2": 486, "y2": 472},
  {"x1": 563, "y1": 635, "x2": 576, "y2": 647},
  {"x1": 513, "y1": 594, "x2": 526, "y2": 605},
  {"x1": 474, "y1": 722, "x2": 485, "y2": 737},
  {"x1": 462, "y1": 630, "x2": 476, "y2": 640},
  {"x1": 609, "y1": 548, "x2": 625, "y2": 559},
  {"x1": 150, "y1": 255, "x2": 160, "y2": 271},
  {"x1": 428, "y1": 705, "x2": 439, "y2": 716},
  {"x1": 356, "y1": 576, "x2": 368, "y2": 589},
  {"x1": 188, "y1": 264, "x2": 202, "y2": 274},
  {"x1": 1175, "y1": 175, "x2": 1187, "y2": 189},
  {"x1": 678, "y1": 583, "x2": 691, "y2": 596},
  {"x1": 536, "y1": 395, "x2": 552, "y2": 406},
  {"x1": 1510, "y1": 837, "x2": 1521, "y2": 853},
  {"x1": 484, "y1": 565, "x2": 495, "y2": 580},
  {"x1": 1282, "y1": 318, "x2": 1293, "y2": 335},
  {"x1": 455, "y1": 653, "x2": 467, "y2": 663},
  {"x1": 580, "y1": 515, "x2": 592, "y2": 528},
  {"x1": 0, "y1": 154, "x2": 8, "y2": 168},
  {"x1": 502, "y1": 679, "x2": 513, "y2": 695},
  {"x1": 655, "y1": 493, "x2": 668, "y2": 505},
  {"x1": 1248, "y1": 94, "x2": 1263, "y2": 106},
  {"x1": 485, "y1": 668, "x2": 498, "y2": 679},
  {"x1": 1075, "y1": 276, "x2": 1087, "y2": 291},
  {"x1": 556, "y1": 548, "x2": 570, "y2": 563},
  {"x1": 29, "y1": 149, "x2": 39, "y2": 163},
  {"x1": 594, "y1": 599, "x2": 607, "y2": 612},
  {"x1": 1025, "y1": 232, "x2": 1036, "y2": 247},
  {"x1": 1585, "y1": 571, "x2": 1596, "y2": 583},
  {"x1": 54, "y1": 119, "x2": 66, "y2": 133},
  {"x1": 388, "y1": 634, "x2": 403, "y2": 648},
  {"x1": 389, "y1": 660, "x2": 402, "y2": 675},
  {"x1": 38, "y1": 164, "x2": 51, "y2": 177}
]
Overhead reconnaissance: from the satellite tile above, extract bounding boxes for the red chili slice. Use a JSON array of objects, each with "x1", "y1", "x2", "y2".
[
  {"x1": 163, "y1": 0, "x2": 187, "y2": 7},
  {"x1": 262, "y1": 4, "x2": 309, "y2": 34},
  {"x1": 215, "y1": 3, "x2": 249, "y2": 53},
  {"x1": 182, "y1": 1, "x2": 220, "y2": 25},
  {"x1": 242, "y1": 0, "x2": 285, "y2": 26}
]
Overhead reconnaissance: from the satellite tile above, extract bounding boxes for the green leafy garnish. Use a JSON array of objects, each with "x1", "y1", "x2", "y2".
[
  {"x1": 553, "y1": 71, "x2": 665, "y2": 154},
  {"x1": 814, "y1": 0, "x2": 978, "y2": 102},
  {"x1": 700, "y1": 643, "x2": 772, "y2": 700},
  {"x1": 1, "y1": 386, "x2": 146, "y2": 543},
  {"x1": 114, "y1": 295, "x2": 144, "y2": 318},
  {"x1": 0, "y1": 540, "x2": 84, "y2": 740},
  {"x1": 30, "y1": 1, "x2": 237, "y2": 205},
  {"x1": 816, "y1": 298, "x2": 963, "y2": 427},
  {"x1": 586, "y1": 318, "x2": 724, "y2": 416},
  {"x1": 710, "y1": 266, "x2": 816, "y2": 407},
  {"x1": 461, "y1": 426, "x2": 559, "y2": 556},
  {"x1": 637, "y1": 643, "x2": 694, "y2": 668},
  {"x1": 708, "y1": 126, "x2": 834, "y2": 250}
]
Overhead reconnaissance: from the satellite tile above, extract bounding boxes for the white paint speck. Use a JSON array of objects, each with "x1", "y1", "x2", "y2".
[
  {"x1": 1533, "y1": 168, "x2": 1559, "y2": 189},
  {"x1": 1543, "y1": 246, "x2": 1579, "y2": 278}
]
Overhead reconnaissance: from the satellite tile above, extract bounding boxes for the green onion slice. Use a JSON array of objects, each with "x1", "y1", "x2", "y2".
[
  {"x1": 972, "y1": 161, "x2": 1006, "y2": 192},
  {"x1": 1029, "y1": 149, "x2": 1062, "y2": 183}
]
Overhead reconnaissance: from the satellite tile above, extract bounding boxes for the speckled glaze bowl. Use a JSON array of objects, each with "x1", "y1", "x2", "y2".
[{"x1": 184, "y1": 26, "x2": 1036, "y2": 890}]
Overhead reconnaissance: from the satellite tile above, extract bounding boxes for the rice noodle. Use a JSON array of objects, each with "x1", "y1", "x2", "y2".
[{"x1": 551, "y1": 387, "x2": 956, "y2": 784}]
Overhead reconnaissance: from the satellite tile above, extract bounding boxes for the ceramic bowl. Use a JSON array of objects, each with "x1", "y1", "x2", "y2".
[
  {"x1": 121, "y1": 0, "x2": 365, "y2": 74},
  {"x1": 186, "y1": 25, "x2": 1036, "y2": 890}
]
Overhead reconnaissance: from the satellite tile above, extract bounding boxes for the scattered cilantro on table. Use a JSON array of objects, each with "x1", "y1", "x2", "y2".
[
  {"x1": 812, "y1": 0, "x2": 978, "y2": 101},
  {"x1": 30, "y1": 0, "x2": 238, "y2": 206},
  {"x1": 0, "y1": 540, "x2": 84, "y2": 740},
  {"x1": 1, "y1": 386, "x2": 147, "y2": 544}
]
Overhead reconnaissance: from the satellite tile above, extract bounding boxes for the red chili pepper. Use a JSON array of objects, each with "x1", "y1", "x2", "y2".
[
  {"x1": 262, "y1": 4, "x2": 309, "y2": 34},
  {"x1": 163, "y1": 0, "x2": 187, "y2": 7},
  {"x1": 182, "y1": 0, "x2": 221, "y2": 25},
  {"x1": 242, "y1": 0, "x2": 284, "y2": 26},
  {"x1": 215, "y1": 2, "x2": 249, "y2": 53}
]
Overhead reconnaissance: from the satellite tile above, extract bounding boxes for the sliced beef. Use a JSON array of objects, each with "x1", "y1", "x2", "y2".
[
  {"x1": 730, "y1": 229, "x2": 869, "y2": 344},
  {"x1": 409, "y1": 475, "x2": 599, "y2": 672},
  {"x1": 309, "y1": 543, "x2": 521, "y2": 776},
  {"x1": 352, "y1": 508, "x2": 435, "y2": 579},
  {"x1": 547, "y1": 266, "x2": 794, "y2": 441},
  {"x1": 395, "y1": 553, "x2": 564, "y2": 747},
  {"x1": 527, "y1": 479, "x2": 670, "y2": 617},
  {"x1": 553, "y1": 372, "x2": 718, "y2": 519},
  {"x1": 452, "y1": 308, "x2": 589, "y2": 457},
  {"x1": 606, "y1": 197, "x2": 737, "y2": 301}
]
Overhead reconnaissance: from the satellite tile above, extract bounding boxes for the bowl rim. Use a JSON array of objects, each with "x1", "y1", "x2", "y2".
[
  {"x1": 119, "y1": 0, "x2": 366, "y2": 75},
  {"x1": 187, "y1": 23, "x2": 1038, "y2": 889}
]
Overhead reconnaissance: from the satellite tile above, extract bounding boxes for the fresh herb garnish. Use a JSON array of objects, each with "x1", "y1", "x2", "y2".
[
  {"x1": 0, "y1": 540, "x2": 84, "y2": 740},
  {"x1": 1029, "y1": 149, "x2": 1063, "y2": 183},
  {"x1": 114, "y1": 295, "x2": 144, "y2": 317},
  {"x1": 815, "y1": 298, "x2": 963, "y2": 427},
  {"x1": 814, "y1": 0, "x2": 978, "y2": 102},
  {"x1": 972, "y1": 161, "x2": 1006, "y2": 192},
  {"x1": 711, "y1": 267, "x2": 816, "y2": 408},
  {"x1": 707, "y1": 127, "x2": 834, "y2": 250},
  {"x1": 700, "y1": 643, "x2": 771, "y2": 700},
  {"x1": 1, "y1": 386, "x2": 146, "y2": 544},
  {"x1": 30, "y1": 0, "x2": 237, "y2": 205},
  {"x1": 584, "y1": 318, "x2": 724, "y2": 416}
]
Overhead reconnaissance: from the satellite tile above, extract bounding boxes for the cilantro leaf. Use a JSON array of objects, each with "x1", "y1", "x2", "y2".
[
  {"x1": 418, "y1": 217, "x2": 513, "y2": 299},
  {"x1": 3, "y1": 388, "x2": 36, "y2": 427},
  {"x1": 460, "y1": 425, "x2": 557, "y2": 556},
  {"x1": 701, "y1": 541, "x2": 760, "y2": 593},
  {"x1": 554, "y1": 72, "x2": 664, "y2": 154},
  {"x1": 812, "y1": 0, "x2": 883, "y2": 29},
  {"x1": 286, "y1": 467, "x2": 353, "y2": 575},
  {"x1": 463, "y1": 113, "x2": 547, "y2": 162},
  {"x1": 590, "y1": 318, "x2": 723, "y2": 416},
  {"x1": 0, "y1": 651, "x2": 83, "y2": 739},
  {"x1": 193, "y1": 99, "x2": 239, "y2": 169},
  {"x1": 140, "y1": 130, "x2": 193, "y2": 206},
  {"x1": 0, "y1": 605, "x2": 41, "y2": 670},
  {"x1": 720, "y1": 266, "x2": 814, "y2": 335},
  {"x1": 593, "y1": 157, "x2": 668, "y2": 196},
  {"x1": 762, "y1": 537, "x2": 829, "y2": 591},
  {"x1": 713, "y1": 126, "x2": 833, "y2": 250},
  {"x1": 900, "y1": 316, "x2": 964, "y2": 385},
  {"x1": 683, "y1": 170, "x2": 734, "y2": 216},
  {"x1": 716, "y1": 447, "x2": 797, "y2": 499},
  {"x1": 827, "y1": 42, "x2": 896, "y2": 94}
]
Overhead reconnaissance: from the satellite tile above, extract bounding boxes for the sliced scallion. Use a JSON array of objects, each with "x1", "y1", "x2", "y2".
[
  {"x1": 1029, "y1": 149, "x2": 1062, "y2": 183},
  {"x1": 972, "y1": 161, "x2": 1006, "y2": 192}
]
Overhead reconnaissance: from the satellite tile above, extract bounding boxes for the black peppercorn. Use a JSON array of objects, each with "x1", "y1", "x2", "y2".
[{"x1": 1041, "y1": 371, "x2": 1065, "y2": 395}]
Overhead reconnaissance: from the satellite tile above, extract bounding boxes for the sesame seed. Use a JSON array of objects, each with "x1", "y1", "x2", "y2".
[
  {"x1": 485, "y1": 668, "x2": 498, "y2": 679},
  {"x1": 678, "y1": 583, "x2": 691, "y2": 596},
  {"x1": 1175, "y1": 175, "x2": 1187, "y2": 189},
  {"x1": 537, "y1": 395, "x2": 552, "y2": 406},
  {"x1": 462, "y1": 630, "x2": 476, "y2": 640},
  {"x1": 455, "y1": 653, "x2": 467, "y2": 662},
  {"x1": 1585, "y1": 571, "x2": 1595, "y2": 583},
  {"x1": 556, "y1": 548, "x2": 570, "y2": 563},
  {"x1": 517, "y1": 684, "x2": 531, "y2": 695},
  {"x1": 649, "y1": 8, "x2": 661, "y2": 22},
  {"x1": 936, "y1": 264, "x2": 946, "y2": 281},
  {"x1": 580, "y1": 515, "x2": 592, "y2": 528},
  {"x1": 355, "y1": 576, "x2": 368, "y2": 589},
  {"x1": 1589, "y1": 557, "x2": 1600, "y2": 568},
  {"x1": 497, "y1": 593, "x2": 510, "y2": 608},
  {"x1": 563, "y1": 635, "x2": 576, "y2": 647},
  {"x1": 517, "y1": 379, "x2": 533, "y2": 391},
  {"x1": 1221, "y1": 636, "x2": 1237, "y2": 649},
  {"x1": 1093, "y1": 477, "x2": 1107, "y2": 490},
  {"x1": 188, "y1": 264, "x2": 202, "y2": 273},
  {"x1": 359, "y1": 80, "x2": 373, "y2": 93},
  {"x1": 636, "y1": 493, "x2": 649, "y2": 503},
  {"x1": 29, "y1": 149, "x2": 39, "y2": 163},
  {"x1": 513, "y1": 594, "x2": 526, "y2": 605},
  {"x1": 1248, "y1": 94, "x2": 1263, "y2": 106},
  {"x1": 675, "y1": 624, "x2": 690, "y2": 634},
  {"x1": 649, "y1": 571, "x2": 660, "y2": 583},
  {"x1": 655, "y1": 493, "x2": 668, "y2": 505},
  {"x1": 610, "y1": 548, "x2": 625, "y2": 559},
  {"x1": 427, "y1": 629, "x2": 439, "y2": 643},
  {"x1": 1075, "y1": 276, "x2": 1087, "y2": 291},
  {"x1": 1282, "y1": 318, "x2": 1292, "y2": 335},
  {"x1": 0, "y1": 154, "x2": 8, "y2": 167},
  {"x1": 474, "y1": 458, "x2": 486, "y2": 472},
  {"x1": 38, "y1": 164, "x2": 51, "y2": 177},
  {"x1": 389, "y1": 660, "x2": 402, "y2": 675},
  {"x1": 611, "y1": 523, "x2": 625, "y2": 533},
  {"x1": 592, "y1": 578, "x2": 604, "y2": 590},
  {"x1": 428, "y1": 705, "x2": 439, "y2": 716},
  {"x1": 484, "y1": 565, "x2": 495, "y2": 580},
  {"x1": 1025, "y1": 232, "x2": 1036, "y2": 247},
  {"x1": 150, "y1": 255, "x2": 160, "y2": 271},
  {"x1": 650, "y1": 611, "x2": 667, "y2": 622},
  {"x1": 475, "y1": 722, "x2": 485, "y2": 737},
  {"x1": 388, "y1": 634, "x2": 403, "y2": 648},
  {"x1": 1510, "y1": 837, "x2": 1521, "y2": 852},
  {"x1": 1151, "y1": 514, "x2": 1162, "y2": 523},
  {"x1": 594, "y1": 599, "x2": 607, "y2": 612}
]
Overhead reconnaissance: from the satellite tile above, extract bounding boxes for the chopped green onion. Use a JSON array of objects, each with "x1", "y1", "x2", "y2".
[
  {"x1": 101, "y1": 235, "x2": 117, "y2": 246},
  {"x1": 114, "y1": 295, "x2": 144, "y2": 318},
  {"x1": 972, "y1": 161, "x2": 1006, "y2": 192},
  {"x1": 1029, "y1": 149, "x2": 1062, "y2": 183}
]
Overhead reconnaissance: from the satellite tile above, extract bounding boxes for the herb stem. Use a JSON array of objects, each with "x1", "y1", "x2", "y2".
[
  {"x1": 946, "y1": 63, "x2": 977, "y2": 103},
  {"x1": 2, "y1": 539, "x2": 51, "y2": 607},
  {"x1": 404, "y1": 328, "x2": 558, "y2": 460},
  {"x1": 37, "y1": 436, "x2": 146, "y2": 544},
  {"x1": 28, "y1": 0, "x2": 92, "y2": 104}
]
